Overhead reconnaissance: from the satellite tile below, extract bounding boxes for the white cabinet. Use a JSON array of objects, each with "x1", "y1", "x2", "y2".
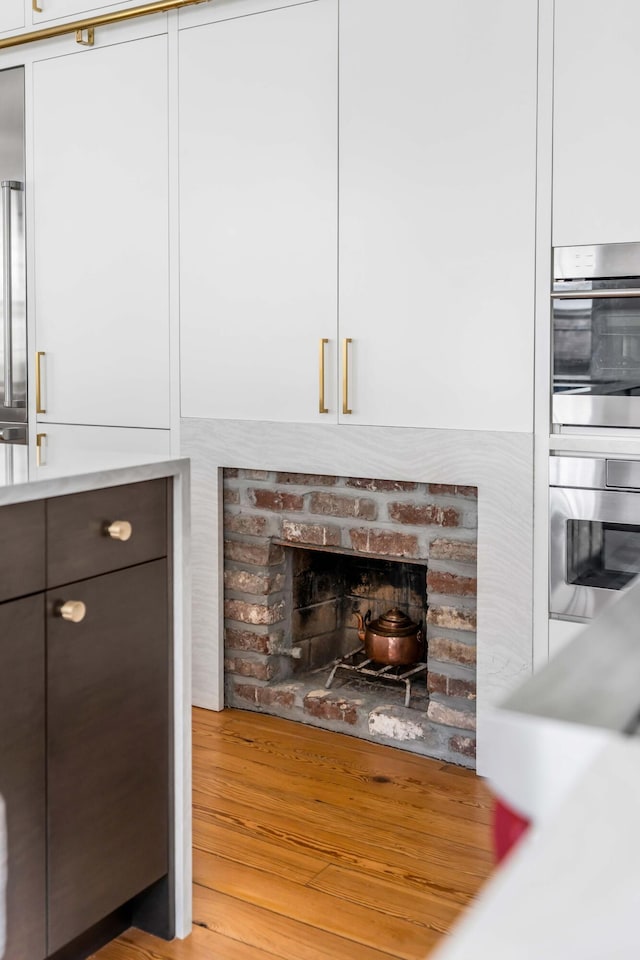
[
  {"x1": 549, "y1": 618, "x2": 586, "y2": 660},
  {"x1": 179, "y1": 0, "x2": 338, "y2": 423},
  {"x1": 32, "y1": 424, "x2": 170, "y2": 477},
  {"x1": 339, "y1": 0, "x2": 538, "y2": 432},
  {"x1": 32, "y1": 0, "x2": 141, "y2": 24},
  {"x1": 32, "y1": 34, "x2": 170, "y2": 430},
  {"x1": 0, "y1": 0, "x2": 24, "y2": 34},
  {"x1": 553, "y1": 0, "x2": 640, "y2": 247}
]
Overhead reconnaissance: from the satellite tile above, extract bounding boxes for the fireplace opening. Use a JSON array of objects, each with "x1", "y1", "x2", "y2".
[{"x1": 223, "y1": 468, "x2": 478, "y2": 766}]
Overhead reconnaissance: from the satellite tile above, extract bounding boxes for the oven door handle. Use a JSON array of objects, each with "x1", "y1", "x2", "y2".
[{"x1": 551, "y1": 288, "x2": 640, "y2": 300}]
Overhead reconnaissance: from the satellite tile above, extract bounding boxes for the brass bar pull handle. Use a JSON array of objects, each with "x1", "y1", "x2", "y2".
[
  {"x1": 36, "y1": 351, "x2": 45, "y2": 414},
  {"x1": 36, "y1": 432, "x2": 46, "y2": 468},
  {"x1": 32, "y1": 0, "x2": 43, "y2": 13},
  {"x1": 319, "y1": 338, "x2": 329, "y2": 414},
  {"x1": 342, "y1": 338, "x2": 353, "y2": 415}
]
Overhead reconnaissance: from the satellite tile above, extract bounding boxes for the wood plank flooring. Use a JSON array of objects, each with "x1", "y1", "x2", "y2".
[{"x1": 93, "y1": 707, "x2": 494, "y2": 960}]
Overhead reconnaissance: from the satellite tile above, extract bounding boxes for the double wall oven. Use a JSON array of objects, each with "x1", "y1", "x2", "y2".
[{"x1": 553, "y1": 242, "x2": 640, "y2": 430}]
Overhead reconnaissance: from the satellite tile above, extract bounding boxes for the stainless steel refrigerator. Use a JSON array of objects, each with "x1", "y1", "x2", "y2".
[{"x1": 0, "y1": 66, "x2": 28, "y2": 482}]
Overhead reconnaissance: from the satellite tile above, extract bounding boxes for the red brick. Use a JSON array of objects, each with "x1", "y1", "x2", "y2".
[
  {"x1": 389, "y1": 503, "x2": 459, "y2": 527},
  {"x1": 428, "y1": 484, "x2": 477, "y2": 499},
  {"x1": 349, "y1": 528, "x2": 419, "y2": 558},
  {"x1": 224, "y1": 569, "x2": 284, "y2": 596},
  {"x1": 427, "y1": 571, "x2": 477, "y2": 597},
  {"x1": 244, "y1": 469, "x2": 271, "y2": 481},
  {"x1": 256, "y1": 686, "x2": 296, "y2": 708},
  {"x1": 223, "y1": 468, "x2": 239, "y2": 479},
  {"x1": 282, "y1": 520, "x2": 340, "y2": 547},
  {"x1": 427, "y1": 701, "x2": 476, "y2": 731},
  {"x1": 346, "y1": 478, "x2": 418, "y2": 492},
  {"x1": 276, "y1": 472, "x2": 337, "y2": 486},
  {"x1": 309, "y1": 492, "x2": 377, "y2": 520},
  {"x1": 303, "y1": 691, "x2": 358, "y2": 725},
  {"x1": 234, "y1": 683, "x2": 259, "y2": 704},
  {"x1": 430, "y1": 539, "x2": 477, "y2": 562},
  {"x1": 449, "y1": 735, "x2": 476, "y2": 759},
  {"x1": 223, "y1": 487, "x2": 240, "y2": 505},
  {"x1": 224, "y1": 540, "x2": 284, "y2": 566},
  {"x1": 429, "y1": 636, "x2": 476, "y2": 666},
  {"x1": 225, "y1": 626, "x2": 273, "y2": 655},
  {"x1": 224, "y1": 598, "x2": 285, "y2": 626},
  {"x1": 427, "y1": 606, "x2": 476, "y2": 632},
  {"x1": 427, "y1": 672, "x2": 476, "y2": 700},
  {"x1": 225, "y1": 513, "x2": 268, "y2": 537},
  {"x1": 225, "y1": 656, "x2": 276, "y2": 681},
  {"x1": 249, "y1": 488, "x2": 304, "y2": 512}
]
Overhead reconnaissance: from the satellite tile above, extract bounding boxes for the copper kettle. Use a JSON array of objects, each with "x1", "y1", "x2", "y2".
[{"x1": 355, "y1": 607, "x2": 423, "y2": 666}]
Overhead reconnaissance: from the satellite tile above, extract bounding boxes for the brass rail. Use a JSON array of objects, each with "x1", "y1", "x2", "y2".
[{"x1": 0, "y1": 0, "x2": 211, "y2": 50}]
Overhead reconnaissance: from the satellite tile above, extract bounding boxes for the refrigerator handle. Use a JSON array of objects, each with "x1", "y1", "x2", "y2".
[{"x1": 1, "y1": 180, "x2": 24, "y2": 409}]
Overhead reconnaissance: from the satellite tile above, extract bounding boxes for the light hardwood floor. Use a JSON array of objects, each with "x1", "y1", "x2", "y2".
[{"x1": 94, "y1": 707, "x2": 493, "y2": 959}]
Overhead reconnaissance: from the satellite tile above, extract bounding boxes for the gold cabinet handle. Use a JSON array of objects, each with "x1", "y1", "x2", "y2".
[
  {"x1": 342, "y1": 338, "x2": 353, "y2": 415},
  {"x1": 106, "y1": 520, "x2": 132, "y2": 542},
  {"x1": 32, "y1": 0, "x2": 43, "y2": 13},
  {"x1": 36, "y1": 432, "x2": 46, "y2": 467},
  {"x1": 319, "y1": 338, "x2": 329, "y2": 414},
  {"x1": 36, "y1": 351, "x2": 45, "y2": 414},
  {"x1": 58, "y1": 600, "x2": 87, "y2": 623},
  {"x1": 75, "y1": 27, "x2": 94, "y2": 46}
]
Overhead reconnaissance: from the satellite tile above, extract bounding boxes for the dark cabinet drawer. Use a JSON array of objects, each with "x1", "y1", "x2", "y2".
[
  {"x1": 46, "y1": 561, "x2": 169, "y2": 953},
  {"x1": 0, "y1": 500, "x2": 45, "y2": 602},
  {"x1": 46, "y1": 479, "x2": 168, "y2": 587}
]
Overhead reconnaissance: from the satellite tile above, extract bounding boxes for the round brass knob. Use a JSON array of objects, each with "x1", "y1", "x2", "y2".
[
  {"x1": 59, "y1": 600, "x2": 86, "y2": 623},
  {"x1": 106, "y1": 520, "x2": 132, "y2": 542}
]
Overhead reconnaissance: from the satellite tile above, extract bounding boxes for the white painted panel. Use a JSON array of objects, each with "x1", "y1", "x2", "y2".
[
  {"x1": 339, "y1": 0, "x2": 537, "y2": 431},
  {"x1": 179, "y1": 0, "x2": 338, "y2": 423},
  {"x1": 548, "y1": 618, "x2": 586, "y2": 660},
  {"x1": 553, "y1": 0, "x2": 640, "y2": 246},
  {"x1": 179, "y1": 0, "x2": 311, "y2": 30},
  {"x1": 0, "y1": 0, "x2": 24, "y2": 34},
  {"x1": 32, "y1": 36, "x2": 170, "y2": 429},
  {"x1": 32, "y1": 0, "x2": 147, "y2": 24},
  {"x1": 33, "y1": 423, "x2": 170, "y2": 477}
]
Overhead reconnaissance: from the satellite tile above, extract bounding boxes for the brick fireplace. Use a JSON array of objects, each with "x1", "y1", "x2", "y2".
[{"x1": 223, "y1": 469, "x2": 478, "y2": 766}]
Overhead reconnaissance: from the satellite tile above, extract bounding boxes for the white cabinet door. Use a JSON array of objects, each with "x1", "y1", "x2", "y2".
[
  {"x1": 32, "y1": 0, "x2": 139, "y2": 23},
  {"x1": 0, "y1": 0, "x2": 24, "y2": 33},
  {"x1": 179, "y1": 0, "x2": 338, "y2": 423},
  {"x1": 339, "y1": 0, "x2": 538, "y2": 432},
  {"x1": 553, "y1": 0, "x2": 640, "y2": 246},
  {"x1": 32, "y1": 424, "x2": 170, "y2": 477},
  {"x1": 32, "y1": 35, "x2": 170, "y2": 429}
]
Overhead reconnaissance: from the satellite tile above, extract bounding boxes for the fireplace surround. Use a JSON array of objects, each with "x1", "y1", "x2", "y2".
[
  {"x1": 222, "y1": 469, "x2": 478, "y2": 765},
  {"x1": 181, "y1": 417, "x2": 535, "y2": 777}
]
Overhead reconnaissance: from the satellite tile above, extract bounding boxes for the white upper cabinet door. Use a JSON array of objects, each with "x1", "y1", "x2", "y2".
[
  {"x1": 339, "y1": 0, "x2": 538, "y2": 432},
  {"x1": 553, "y1": 0, "x2": 640, "y2": 247},
  {"x1": 179, "y1": 0, "x2": 338, "y2": 423},
  {"x1": 32, "y1": 0, "x2": 142, "y2": 24},
  {"x1": 0, "y1": 0, "x2": 24, "y2": 33},
  {"x1": 32, "y1": 36, "x2": 170, "y2": 429}
]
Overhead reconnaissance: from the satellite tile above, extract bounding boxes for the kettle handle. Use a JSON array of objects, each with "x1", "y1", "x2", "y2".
[{"x1": 355, "y1": 608, "x2": 371, "y2": 644}]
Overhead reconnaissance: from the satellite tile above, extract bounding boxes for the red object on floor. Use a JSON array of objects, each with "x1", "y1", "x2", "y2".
[{"x1": 492, "y1": 797, "x2": 531, "y2": 863}]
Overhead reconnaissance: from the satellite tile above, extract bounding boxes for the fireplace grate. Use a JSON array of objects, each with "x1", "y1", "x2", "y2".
[{"x1": 324, "y1": 647, "x2": 427, "y2": 708}]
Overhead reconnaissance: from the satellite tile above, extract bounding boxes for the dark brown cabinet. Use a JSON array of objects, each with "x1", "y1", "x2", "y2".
[
  {"x1": 0, "y1": 595, "x2": 46, "y2": 960},
  {"x1": 0, "y1": 479, "x2": 172, "y2": 960}
]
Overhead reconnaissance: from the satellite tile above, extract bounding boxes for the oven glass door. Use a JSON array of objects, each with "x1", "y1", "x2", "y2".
[
  {"x1": 550, "y1": 487, "x2": 640, "y2": 620},
  {"x1": 553, "y1": 278, "x2": 640, "y2": 427}
]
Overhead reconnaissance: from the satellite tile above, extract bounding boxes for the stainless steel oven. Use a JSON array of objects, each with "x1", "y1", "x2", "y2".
[
  {"x1": 550, "y1": 456, "x2": 640, "y2": 621},
  {"x1": 553, "y1": 242, "x2": 640, "y2": 429}
]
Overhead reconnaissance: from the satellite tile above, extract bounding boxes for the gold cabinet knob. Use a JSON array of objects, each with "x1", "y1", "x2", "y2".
[
  {"x1": 59, "y1": 600, "x2": 86, "y2": 623},
  {"x1": 106, "y1": 520, "x2": 132, "y2": 542}
]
